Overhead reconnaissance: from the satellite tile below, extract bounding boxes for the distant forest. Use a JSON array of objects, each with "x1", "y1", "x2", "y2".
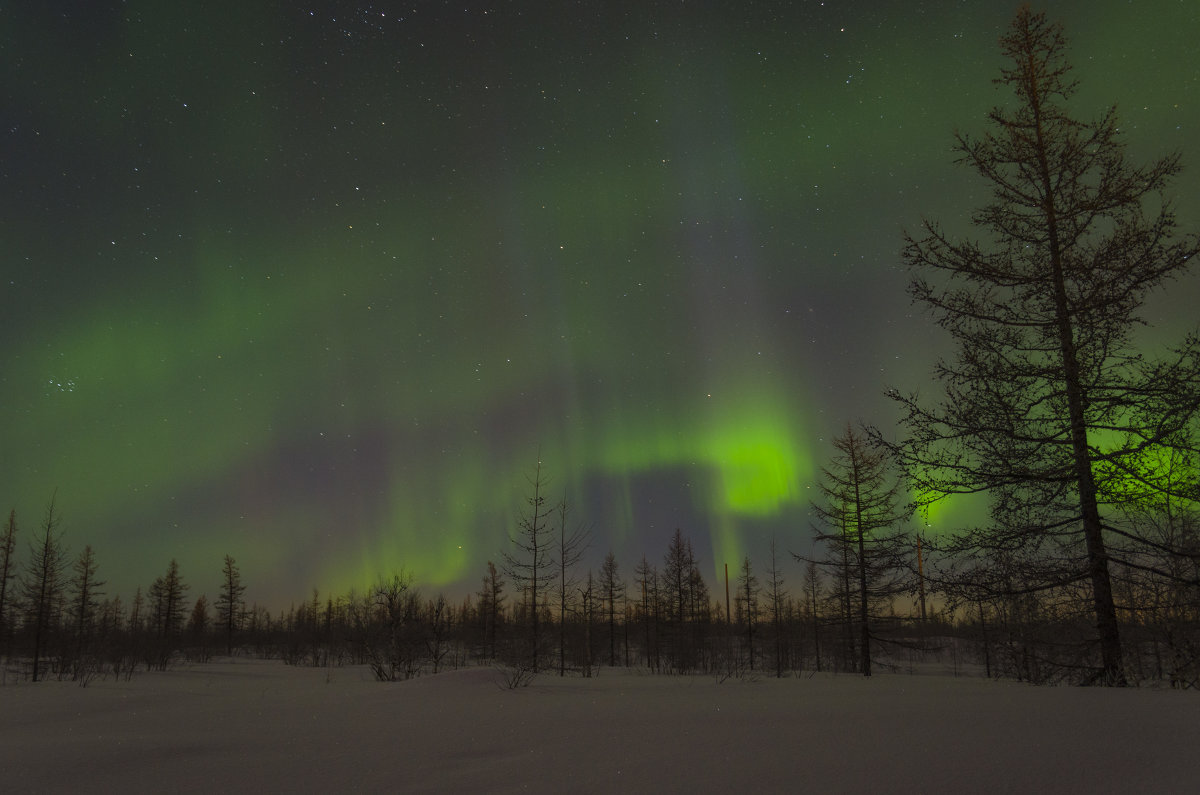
[
  {"x1": 1, "y1": 435, "x2": 1196, "y2": 689},
  {"x1": 2, "y1": 7, "x2": 1198, "y2": 688}
]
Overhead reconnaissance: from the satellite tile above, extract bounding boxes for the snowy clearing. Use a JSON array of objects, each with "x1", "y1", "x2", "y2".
[{"x1": 3, "y1": 659, "x2": 1197, "y2": 793}]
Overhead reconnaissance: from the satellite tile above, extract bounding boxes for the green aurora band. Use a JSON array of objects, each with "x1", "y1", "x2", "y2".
[{"x1": 1, "y1": 2, "x2": 1196, "y2": 606}]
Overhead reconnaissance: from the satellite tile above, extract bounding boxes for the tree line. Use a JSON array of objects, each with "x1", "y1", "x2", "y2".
[
  {"x1": 1, "y1": 434, "x2": 1194, "y2": 689},
  {"x1": 0, "y1": 498, "x2": 248, "y2": 684},
  {"x1": 0, "y1": 488, "x2": 876, "y2": 685}
]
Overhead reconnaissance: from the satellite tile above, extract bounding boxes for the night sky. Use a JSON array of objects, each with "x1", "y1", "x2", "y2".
[{"x1": 3, "y1": 1, "x2": 1198, "y2": 608}]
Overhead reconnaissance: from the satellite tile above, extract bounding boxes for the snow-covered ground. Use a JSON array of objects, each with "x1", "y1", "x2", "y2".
[{"x1": 3, "y1": 659, "x2": 1197, "y2": 793}]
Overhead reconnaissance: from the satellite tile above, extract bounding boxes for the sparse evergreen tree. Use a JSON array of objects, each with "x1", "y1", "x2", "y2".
[
  {"x1": 68, "y1": 545, "x2": 104, "y2": 679},
  {"x1": 811, "y1": 426, "x2": 911, "y2": 677},
  {"x1": 162, "y1": 560, "x2": 188, "y2": 639},
  {"x1": 635, "y1": 555, "x2": 661, "y2": 672},
  {"x1": 425, "y1": 594, "x2": 450, "y2": 674},
  {"x1": 128, "y1": 586, "x2": 145, "y2": 634},
  {"x1": 502, "y1": 459, "x2": 558, "y2": 672},
  {"x1": 216, "y1": 554, "x2": 246, "y2": 655},
  {"x1": 580, "y1": 571, "x2": 596, "y2": 677},
  {"x1": 0, "y1": 509, "x2": 18, "y2": 653},
  {"x1": 661, "y1": 529, "x2": 709, "y2": 671},
  {"x1": 187, "y1": 595, "x2": 211, "y2": 661},
  {"x1": 21, "y1": 496, "x2": 68, "y2": 682},
  {"x1": 764, "y1": 537, "x2": 788, "y2": 677},
  {"x1": 737, "y1": 557, "x2": 760, "y2": 670},
  {"x1": 97, "y1": 594, "x2": 135, "y2": 681},
  {"x1": 804, "y1": 561, "x2": 823, "y2": 673},
  {"x1": 662, "y1": 530, "x2": 693, "y2": 627},
  {"x1": 304, "y1": 588, "x2": 324, "y2": 666},
  {"x1": 148, "y1": 559, "x2": 189, "y2": 668},
  {"x1": 662, "y1": 530, "x2": 692, "y2": 671},
  {"x1": 477, "y1": 560, "x2": 504, "y2": 660},
  {"x1": 889, "y1": 5, "x2": 1200, "y2": 685},
  {"x1": 554, "y1": 499, "x2": 589, "y2": 676},
  {"x1": 599, "y1": 552, "x2": 625, "y2": 666}
]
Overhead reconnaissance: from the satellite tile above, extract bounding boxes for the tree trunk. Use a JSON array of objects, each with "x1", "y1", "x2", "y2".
[{"x1": 1029, "y1": 62, "x2": 1125, "y2": 684}]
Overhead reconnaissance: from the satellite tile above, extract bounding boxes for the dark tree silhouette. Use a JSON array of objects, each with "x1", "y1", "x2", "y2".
[
  {"x1": 803, "y1": 561, "x2": 823, "y2": 673},
  {"x1": 148, "y1": 559, "x2": 189, "y2": 667},
  {"x1": 889, "y1": 6, "x2": 1200, "y2": 685},
  {"x1": 661, "y1": 529, "x2": 709, "y2": 671},
  {"x1": 368, "y1": 573, "x2": 423, "y2": 680},
  {"x1": 810, "y1": 426, "x2": 910, "y2": 677},
  {"x1": 424, "y1": 594, "x2": 450, "y2": 673},
  {"x1": 68, "y1": 545, "x2": 105, "y2": 678},
  {"x1": 502, "y1": 459, "x2": 557, "y2": 673},
  {"x1": 0, "y1": 510, "x2": 18, "y2": 653},
  {"x1": 598, "y1": 552, "x2": 625, "y2": 666},
  {"x1": 216, "y1": 554, "x2": 246, "y2": 655},
  {"x1": 477, "y1": 560, "x2": 505, "y2": 660},
  {"x1": 635, "y1": 555, "x2": 661, "y2": 672},
  {"x1": 578, "y1": 570, "x2": 596, "y2": 677},
  {"x1": 764, "y1": 537, "x2": 789, "y2": 678},
  {"x1": 187, "y1": 595, "x2": 211, "y2": 661},
  {"x1": 128, "y1": 586, "x2": 145, "y2": 635},
  {"x1": 21, "y1": 496, "x2": 68, "y2": 682},
  {"x1": 554, "y1": 499, "x2": 589, "y2": 676},
  {"x1": 662, "y1": 529, "x2": 696, "y2": 627},
  {"x1": 736, "y1": 556, "x2": 760, "y2": 670}
]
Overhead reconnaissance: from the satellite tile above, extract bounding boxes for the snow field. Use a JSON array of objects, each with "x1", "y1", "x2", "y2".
[{"x1": 3, "y1": 659, "x2": 1198, "y2": 793}]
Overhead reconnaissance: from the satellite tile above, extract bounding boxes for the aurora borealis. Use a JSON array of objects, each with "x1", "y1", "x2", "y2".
[{"x1": 3, "y1": 2, "x2": 1198, "y2": 607}]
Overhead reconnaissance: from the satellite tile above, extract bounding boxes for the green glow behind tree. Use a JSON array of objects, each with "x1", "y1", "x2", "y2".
[
  {"x1": 890, "y1": 6, "x2": 1200, "y2": 685},
  {"x1": 810, "y1": 426, "x2": 911, "y2": 678}
]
